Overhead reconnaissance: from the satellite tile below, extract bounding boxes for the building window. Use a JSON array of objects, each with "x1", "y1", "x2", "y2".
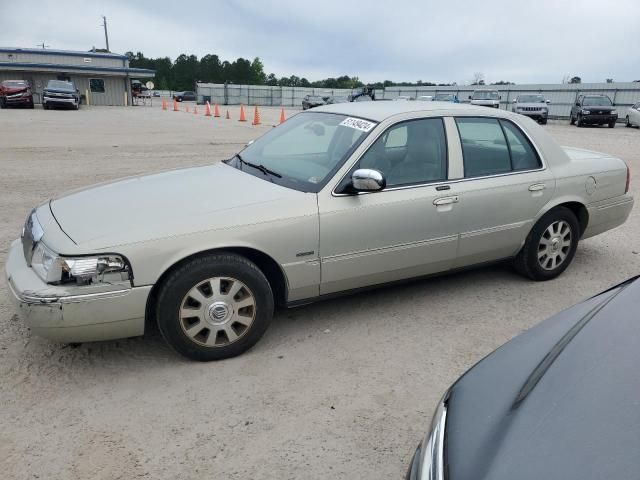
[{"x1": 89, "y1": 78, "x2": 105, "y2": 93}]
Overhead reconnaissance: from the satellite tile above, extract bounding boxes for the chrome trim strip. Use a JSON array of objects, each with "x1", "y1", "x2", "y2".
[
  {"x1": 321, "y1": 235, "x2": 457, "y2": 263},
  {"x1": 13, "y1": 287, "x2": 132, "y2": 305},
  {"x1": 460, "y1": 220, "x2": 528, "y2": 238}
]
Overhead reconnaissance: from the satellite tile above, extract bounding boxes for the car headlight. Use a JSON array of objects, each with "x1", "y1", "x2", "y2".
[
  {"x1": 407, "y1": 394, "x2": 448, "y2": 480},
  {"x1": 31, "y1": 242, "x2": 130, "y2": 285},
  {"x1": 581, "y1": 109, "x2": 591, "y2": 114},
  {"x1": 611, "y1": 110, "x2": 617, "y2": 115}
]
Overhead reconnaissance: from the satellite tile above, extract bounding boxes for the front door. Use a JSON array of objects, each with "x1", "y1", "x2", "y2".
[{"x1": 317, "y1": 117, "x2": 460, "y2": 295}]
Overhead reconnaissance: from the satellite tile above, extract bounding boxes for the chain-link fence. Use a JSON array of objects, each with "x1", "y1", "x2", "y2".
[{"x1": 196, "y1": 82, "x2": 640, "y2": 119}]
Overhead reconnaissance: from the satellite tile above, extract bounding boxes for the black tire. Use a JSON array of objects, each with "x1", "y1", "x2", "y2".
[
  {"x1": 576, "y1": 115, "x2": 583, "y2": 127},
  {"x1": 626, "y1": 116, "x2": 632, "y2": 127},
  {"x1": 540, "y1": 118, "x2": 547, "y2": 125},
  {"x1": 176, "y1": 96, "x2": 183, "y2": 102},
  {"x1": 608, "y1": 121, "x2": 615, "y2": 128},
  {"x1": 569, "y1": 113, "x2": 575, "y2": 125},
  {"x1": 513, "y1": 207, "x2": 580, "y2": 281},
  {"x1": 155, "y1": 253, "x2": 274, "y2": 361},
  {"x1": 43, "y1": 102, "x2": 49, "y2": 110},
  {"x1": 28, "y1": 101, "x2": 34, "y2": 109}
]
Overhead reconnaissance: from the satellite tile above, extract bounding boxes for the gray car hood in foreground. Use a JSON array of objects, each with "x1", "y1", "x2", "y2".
[
  {"x1": 445, "y1": 277, "x2": 640, "y2": 480},
  {"x1": 50, "y1": 163, "x2": 309, "y2": 250}
]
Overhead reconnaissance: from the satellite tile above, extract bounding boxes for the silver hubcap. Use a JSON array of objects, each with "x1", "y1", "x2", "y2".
[
  {"x1": 179, "y1": 277, "x2": 256, "y2": 347},
  {"x1": 537, "y1": 220, "x2": 572, "y2": 270}
]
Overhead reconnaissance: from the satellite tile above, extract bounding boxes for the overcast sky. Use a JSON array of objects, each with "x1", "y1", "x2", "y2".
[{"x1": 2, "y1": 0, "x2": 638, "y2": 84}]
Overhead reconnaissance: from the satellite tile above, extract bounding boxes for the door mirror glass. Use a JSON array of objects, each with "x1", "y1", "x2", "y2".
[{"x1": 351, "y1": 169, "x2": 386, "y2": 192}]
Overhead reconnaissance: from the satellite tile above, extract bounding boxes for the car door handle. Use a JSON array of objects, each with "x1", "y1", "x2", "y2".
[
  {"x1": 528, "y1": 184, "x2": 546, "y2": 192},
  {"x1": 433, "y1": 195, "x2": 459, "y2": 206}
]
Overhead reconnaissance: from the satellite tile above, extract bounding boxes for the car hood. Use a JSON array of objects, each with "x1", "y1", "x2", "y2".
[
  {"x1": 445, "y1": 277, "x2": 640, "y2": 480},
  {"x1": 3, "y1": 86, "x2": 29, "y2": 94},
  {"x1": 44, "y1": 88, "x2": 75, "y2": 94},
  {"x1": 581, "y1": 105, "x2": 615, "y2": 111},
  {"x1": 49, "y1": 162, "x2": 309, "y2": 250}
]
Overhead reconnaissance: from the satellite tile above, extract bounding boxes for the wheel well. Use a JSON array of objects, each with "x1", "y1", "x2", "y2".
[
  {"x1": 557, "y1": 202, "x2": 589, "y2": 237},
  {"x1": 144, "y1": 247, "x2": 288, "y2": 331}
]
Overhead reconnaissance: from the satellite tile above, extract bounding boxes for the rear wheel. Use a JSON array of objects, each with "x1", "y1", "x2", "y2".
[
  {"x1": 156, "y1": 253, "x2": 274, "y2": 361},
  {"x1": 514, "y1": 207, "x2": 579, "y2": 281}
]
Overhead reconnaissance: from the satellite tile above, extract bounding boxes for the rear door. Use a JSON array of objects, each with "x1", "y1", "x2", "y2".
[{"x1": 451, "y1": 117, "x2": 555, "y2": 267}]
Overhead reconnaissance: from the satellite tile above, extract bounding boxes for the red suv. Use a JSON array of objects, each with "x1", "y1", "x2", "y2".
[{"x1": 0, "y1": 80, "x2": 34, "y2": 109}]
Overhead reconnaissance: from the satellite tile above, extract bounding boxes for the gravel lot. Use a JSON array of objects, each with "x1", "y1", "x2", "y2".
[{"x1": 1, "y1": 104, "x2": 638, "y2": 480}]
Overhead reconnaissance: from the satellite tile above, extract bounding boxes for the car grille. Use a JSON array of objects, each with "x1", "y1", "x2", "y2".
[
  {"x1": 520, "y1": 107, "x2": 543, "y2": 112},
  {"x1": 589, "y1": 110, "x2": 611, "y2": 115}
]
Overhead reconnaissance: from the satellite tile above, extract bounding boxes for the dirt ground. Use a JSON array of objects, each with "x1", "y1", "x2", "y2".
[{"x1": 1, "y1": 104, "x2": 639, "y2": 480}]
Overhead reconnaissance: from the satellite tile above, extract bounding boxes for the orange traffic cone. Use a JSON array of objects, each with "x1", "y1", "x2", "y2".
[
  {"x1": 214, "y1": 103, "x2": 220, "y2": 117},
  {"x1": 194, "y1": 105, "x2": 198, "y2": 115},
  {"x1": 225, "y1": 109, "x2": 230, "y2": 119},
  {"x1": 238, "y1": 104, "x2": 247, "y2": 122},
  {"x1": 251, "y1": 106, "x2": 261, "y2": 125},
  {"x1": 162, "y1": 98, "x2": 167, "y2": 110},
  {"x1": 204, "y1": 102, "x2": 212, "y2": 116},
  {"x1": 173, "y1": 98, "x2": 178, "y2": 111},
  {"x1": 185, "y1": 105, "x2": 190, "y2": 113},
  {"x1": 279, "y1": 107, "x2": 286, "y2": 124}
]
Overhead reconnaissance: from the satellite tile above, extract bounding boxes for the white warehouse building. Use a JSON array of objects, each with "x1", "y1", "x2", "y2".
[{"x1": 0, "y1": 47, "x2": 155, "y2": 106}]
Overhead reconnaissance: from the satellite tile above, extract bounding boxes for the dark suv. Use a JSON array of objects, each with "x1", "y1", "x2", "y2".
[
  {"x1": 570, "y1": 94, "x2": 617, "y2": 128},
  {"x1": 173, "y1": 91, "x2": 196, "y2": 102},
  {"x1": 43, "y1": 80, "x2": 80, "y2": 110}
]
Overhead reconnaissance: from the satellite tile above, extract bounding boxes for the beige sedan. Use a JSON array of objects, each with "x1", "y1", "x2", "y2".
[{"x1": 5, "y1": 102, "x2": 633, "y2": 360}]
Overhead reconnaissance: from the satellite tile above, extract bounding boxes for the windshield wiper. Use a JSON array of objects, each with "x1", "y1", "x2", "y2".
[{"x1": 233, "y1": 153, "x2": 282, "y2": 178}]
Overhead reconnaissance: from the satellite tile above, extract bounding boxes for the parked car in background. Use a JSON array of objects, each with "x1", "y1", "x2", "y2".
[
  {"x1": 302, "y1": 95, "x2": 325, "y2": 110},
  {"x1": 42, "y1": 80, "x2": 80, "y2": 110},
  {"x1": 5, "y1": 102, "x2": 632, "y2": 361},
  {"x1": 394, "y1": 96, "x2": 412, "y2": 101},
  {"x1": 625, "y1": 102, "x2": 640, "y2": 128},
  {"x1": 511, "y1": 94, "x2": 550, "y2": 124},
  {"x1": 152, "y1": 91, "x2": 161, "y2": 97},
  {"x1": 406, "y1": 275, "x2": 640, "y2": 480},
  {"x1": 0, "y1": 80, "x2": 34, "y2": 109},
  {"x1": 432, "y1": 93, "x2": 459, "y2": 103},
  {"x1": 416, "y1": 95, "x2": 433, "y2": 101},
  {"x1": 469, "y1": 89, "x2": 501, "y2": 108},
  {"x1": 570, "y1": 94, "x2": 617, "y2": 128},
  {"x1": 173, "y1": 91, "x2": 196, "y2": 102}
]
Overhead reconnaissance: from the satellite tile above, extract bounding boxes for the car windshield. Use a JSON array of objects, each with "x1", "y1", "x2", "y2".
[
  {"x1": 583, "y1": 96, "x2": 612, "y2": 106},
  {"x1": 434, "y1": 94, "x2": 453, "y2": 101},
  {"x1": 472, "y1": 91, "x2": 499, "y2": 100},
  {"x1": 518, "y1": 95, "x2": 545, "y2": 103},
  {"x1": 307, "y1": 96, "x2": 323, "y2": 101},
  {"x1": 47, "y1": 80, "x2": 74, "y2": 90},
  {"x1": 3, "y1": 80, "x2": 28, "y2": 87},
  {"x1": 227, "y1": 112, "x2": 375, "y2": 192}
]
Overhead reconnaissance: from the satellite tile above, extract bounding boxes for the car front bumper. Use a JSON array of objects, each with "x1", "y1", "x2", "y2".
[
  {"x1": 582, "y1": 114, "x2": 618, "y2": 123},
  {"x1": 43, "y1": 96, "x2": 77, "y2": 106},
  {"x1": 4, "y1": 94, "x2": 32, "y2": 105},
  {"x1": 516, "y1": 110, "x2": 548, "y2": 120},
  {"x1": 4, "y1": 239, "x2": 150, "y2": 343}
]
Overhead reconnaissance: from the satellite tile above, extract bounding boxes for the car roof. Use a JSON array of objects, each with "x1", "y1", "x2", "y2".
[{"x1": 314, "y1": 101, "x2": 503, "y2": 121}]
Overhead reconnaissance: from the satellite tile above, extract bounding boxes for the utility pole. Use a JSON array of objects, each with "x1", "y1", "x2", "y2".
[
  {"x1": 37, "y1": 42, "x2": 49, "y2": 49},
  {"x1": 101, "y1": 16, "x2": 110, "y2": 52}
]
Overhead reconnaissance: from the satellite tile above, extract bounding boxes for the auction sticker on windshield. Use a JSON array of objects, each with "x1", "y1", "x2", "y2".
[{"x1": 339, "y1": 117, "x2": 377, "y2": 132}]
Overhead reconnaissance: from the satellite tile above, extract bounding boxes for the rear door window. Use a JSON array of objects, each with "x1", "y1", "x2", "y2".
[{"x1": 456, "y1": 117, "x2": 541, "y2": 177}]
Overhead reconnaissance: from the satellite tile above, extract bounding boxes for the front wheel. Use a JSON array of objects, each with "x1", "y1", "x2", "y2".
[
  {"x1": 569, "y1": 113, "x2": 575, "y2": 125},
  {"x1": 156, "y1": 253, "x2": 274, "y2": 361},
  {"x1": 539, "y1": 118, "x2": 547, "y2": 125},
  {"x1": 608, "y1": 121, "x2": 615, "y2": 128},
  {"x1": 513, "y1": 207, "x2": 579, "y2": 281},
  {"x1": 576, "y1": 115, "x2": 584, "y2": 127},
  {"x1": 626, "y1": 116, "x2": 632, "y2": 127}
]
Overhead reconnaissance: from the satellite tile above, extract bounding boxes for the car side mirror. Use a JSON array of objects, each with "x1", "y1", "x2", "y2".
[
  {"x1": 468, "y1": 95, "x2": 472, "y2": 99},
  {"x1": 512, "y1": 99, "x2": 517, "y2": 103},
  {"x1": 350, "y1": 169, "x2": 386, "y2": 192},
  {"x1": 575, "y1": 101, "x2": 580, "y2": 106},
  {"x1": 499, "y1": 96, "x2": 502, "y2": 100},
  {"x1": 546, "y1": 100, "x2": 551, "y2": 104}
]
